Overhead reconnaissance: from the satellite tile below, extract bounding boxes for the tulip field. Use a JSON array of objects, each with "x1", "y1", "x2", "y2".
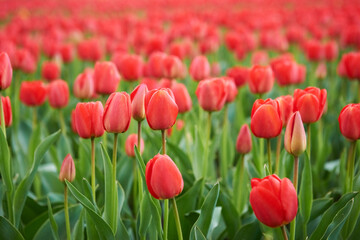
[{"x1": 2, "y1": 0, "x2": 360, "y2": 239}]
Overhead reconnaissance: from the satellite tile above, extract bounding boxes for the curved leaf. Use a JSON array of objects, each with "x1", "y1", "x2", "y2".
[
  {"x1": 0, "y1": 216, "x2": 24, "y2": 240},
  {"x1": 299, "y1": 152, "x2": 313, "y2": 224}
]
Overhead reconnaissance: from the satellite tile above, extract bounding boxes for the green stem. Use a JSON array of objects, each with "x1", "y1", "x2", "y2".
[
  {"x1": 281, "y1": 225, "x2": 289, "y2": 240},
  {"x1": 358, "y1": 82, "x2": 360, "y2": 103},
  {"x1": 275, "y1": 133, "x2": 282, "y2": 175},
  {"x1": 112, "y1": 133, "x2": 118, "y2": 230},
  {"x1": 171, "y1": 198, "x2": 183, "y2": 240},
  {"x1": 0, "y1": 91, "x2": 6, "y2": 138},
  {"x1": 138, "y1": 121, "x2": 142, "y2": 153},
  {"x1": 162, "y1": 130, "x2": 166, "y2": 155},
  {"x1": 33, "y1": 107, "x2": 37, "y2": 128},
  {"x1": 163, "y1": 199, "x2": 169, "y2": 240},
  {"x1": 91, "y1": 137, "x2": 96, "y2": 202},
  {"x1": 59, "y1": 109, "x2": 67, "y2": 135},
  {"x1": 221, "y1": 105, "x2": 229, "y2": 179},
  {"x1": 6, "y1": 192, "x2": 14, "y2": 224},
  {"x1": 267, "y1": 138, "x2": 272, "y2": 174},
  {"x1": 237, "y1": 154, "x2": 245, "y2": 214},
  {"x1": 307, "y1": 124, "x2": 311, "y2": 160},
  {"x1": 346, "y1": 141, "x2": 357, "y2": 192},
  {"x1": 64, "y1": 184, "x2": 71, "y2": 240},
  {"x1": 258, "y1": 138, "x2": 264, "y2": 176},
  {"x1": 137, "y1": 121, "x2": 143, "y2": 202},
  {"x1": 202, "y1": 112, "x2": 212, "y2": 179},
  {"x1": 289, "y1": 156, "x2": 299, "y2": 240}
]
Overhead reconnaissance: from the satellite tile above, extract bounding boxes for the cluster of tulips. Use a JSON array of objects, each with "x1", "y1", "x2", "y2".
[{"x1": 1, "y1": 0, "x2": 360, "y2": 239}]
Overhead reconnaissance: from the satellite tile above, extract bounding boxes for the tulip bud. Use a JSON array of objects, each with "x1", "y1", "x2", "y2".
[
  {"x1": 59, "y1": 154, "x2": 76, "y2": 182},
  {"x1": 14, "y1": 49, "x2": 36, "y2": 74},
  {"x1": 94, "y1": 61, "x2": 121, "y2": 95},
  {"x1": 195, "y1": 78, "x2": 227, "y2": 112},
  {"x1": 226, "y1": 66, "x2": 249, "y2": 88},
  {"x1": 224, "y1": 77, "x2": 238, "y2": 103},
  {"x1": 343, "y1": 52, "x2": 360, "y2": 80},
  {"x1": 249, "y1": 65, "x2": 274, "y2": 95},
  {"x1": 75, "y1": 101, "x2": 105, "y2": 139},
  {"x1": 293, "y1": 87, "x2": 327, "y2": 123},
  {"x1": 250, "y1": 174, "x2": 298, "y2": 228},
  {"x1": 171, "y1": 82, "x2": 192, "y2": 113},
  {"x1": 48, "y1": 79, "x2": 69, "y2": 109},
  {"x1": 73, "y1": 70, "x2": 95, "y2": 100},
  {"x1": 145, "y1": 88, "x2": 178, "y2": 130},
  {"x1": 145, "y1": 154, "x2": 184, "y2": 199},
  {"x1": 125, "y1": 133, "x2": 144, "y2": 157},
  {"x1": 103, "y1": 92, "x2": 131, "y2": 133},
  {"x1": 130, "y1": 84, "x2": 148, "y2": 121},
  {"x1": 236, "y1": 124, "x2": 252, "y2": 154},
  {"x1": 41, "y1": 61, "x2": 60, "y2": 82},
  {"x1": 19, "y1": 81, "x2": 48, "y2": 107},
  {"x1": 284, "y1": 112, "x2": 306, "y2": 157},
  {"x1": 148, "y1": 52, "x2": 167, "y2": 78},
  {"x1": 0, "y1": 52, "x2": 13, "y2": 90},
  {"x1": 59, "y1": 44, "x2": 74, "y2": 63},
  {"x1": 251, "y1": 99, "x2": 282, "y2": 139},
  {"x1": 116, "y1": 54, "x2": 143, "y2": 81},
  {"x1": 162, "y1": 55, "x2": 183, "y2": 79},
  {"x1": 0, "y1": 97, "x2": 12, "y2": 127},
  {"x1": 315, "y1": 62, "x2": 327, "y2": 80},
  {"x1": 77, "y1": 38, "x2": 103, "y2": 62},
  {"x1": 189, "y1": 55, "x2": 210, "y2": 81},
  {"x1": 339, "y1": 104, "x2": 360, "y2": 141}
]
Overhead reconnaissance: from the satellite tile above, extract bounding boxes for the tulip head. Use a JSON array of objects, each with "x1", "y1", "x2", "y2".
[
  {"x1": 145, "y1": 154, "x2": 184, "y2": 199},
  {"x1": 226, "y1": 66, "x2": 249, "y2": 88},
  {"x1": 189, "y1": 55, "x2": 210, "y2": 81},
  {"x1": 19, "y1": 81, "x2": 48, "y2": 107},
  {"x1": 0, "y1": 52, "x2": 12, "y2": 90},
  {"x1": 117, "y1": 54, "x2": 143, "y2": 81},
  {"x1": 48, "y1": 79, "x2": 69, "y2": 109},
  {"x1": 339, "y1": 104, "x2": 360, "y2": 141},
  {"x1": 59, "y1": 154, "x2": 76, "y2": 182},
  {"x1": 236, "y1": 124, "x2": 252, "y2": 154},
  {"x1": 249, "y1": 65, "x2": 274, "y2": 95},
  {"x1": 195, "y1": 78, "x2": 227, "y2": 112},
  {"x1": 41, "y1": 61, "x2": 60, "y2": 82},
  {"x1": 148, "y1": 52, "x2": 167, "y2": 78},
  {"x1": 162, "y1": 55, "x2": 183, "y2": 79},
  {"x1": 131, "y1": 84, "x2": 148, "y2": 122},
  {"x1": 75, "y1": 101, "x2": 105, "y2": 139},
  {"x1": 73, "y1": 70, "x2": 95, "y2": 100},
  {"x1": 275, "y1": 95, "x2": 293, "y2": 126},
  {"x1": 103, "y1": 92, "x2": 131, "y2": 133},
  {"x1": 125, "y1": 133, "x2": 144, "y2": 157},
  {"x1": 0, "y1": 96, "x2": 12, "y2": 127},
  {"x1": 250, "y1": 174, "x2": 298, "y2": 228},
  {"x1": 284, "y1": 112, "x2": 306, "y2": 157},
  {"x1": 171, "y1": 82, "x2": 192, "y2": 113},
  {"x1": 224, "y1": 77, "x2": 238, "y2": 103},
  {"x1": 94, "y1": 61, "x2": 121, "y2": 95}
]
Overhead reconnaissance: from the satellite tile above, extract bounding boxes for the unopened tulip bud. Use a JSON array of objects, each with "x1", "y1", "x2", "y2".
[
  {"x1": 162, "y1": 55, "x2": 183, "y2": 79},
  {"x1": 339, "y1": 104, "x2": 360, "y2": 141},
  {"x1": 195, "y1": 78, "x2": 227, "y2": 112},
  {"x1": 73, "y1": 71, "x2": 95, "y2": 100},
  {"x1": 59, "y1": 154, "x2": 76, "y2": 182},
  {"x1": 115, "y1": 54, "x2": 143, "y2": 82},
  {"x1": 41, "y1": 61, "x2": 60, "y2": 82},
  {"x1": 249, "y1": 65, "x2": 274, "y2": 95},
  {"x1": 131, "y1": 84, "x2": 148, "y2": 122},
  {"x1": 94, "y1": 61, "x2": 121, "y2": 95},
  {"x1": 145, "y1": 154, "x2": 184, "y2": 199},
  {"x1": 125, "y1": 133, "x2": 144, "y2": 157},
  {"x1": 284, "y1": 112, "x2": 306, "y2": 157},
  {"x1": 0, "y1": 52, "x2": 13, "y2": 90},
  {"x1": 48, "y1": 79, "x2": 69, "y2": 109},
  {"x1": 19, "y1": 81, "x2": 48, "y2": 107},
  {"x1": 171, "y1": 82, "x2": 192, "y2": 113},
  {"x1": 224, "y1": 77, "x2": 238, "y2": 103},
  {"x1": 189, "y1": 55, "x2": 210, "y2": 81},
  {"x1": 75, "y1": 101, "x2": 105, "y2": 139},
  {"x1": 236, "y1": 124, "x2": 252, "y2": 154},
  {"x1": 103, "y1": 92, "x2": 131, "y2": 133},
  {"x1": 0, "y1": 97, "x2": 12, "y2": 127}
]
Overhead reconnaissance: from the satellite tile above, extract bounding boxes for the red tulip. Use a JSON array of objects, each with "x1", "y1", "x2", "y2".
[
  {"x1": 293, "y1": 87, "x2": 327, "y2": 123},
  {"x1": 145, "y1": 88, "x2": 178, "y2": 130},
  {"x1": 284, "y1": 112, "x2": 307, "y2": 157},
  {"x1": 0, "y1": 52, "x2": 12, "y2": 90},
  {"x1": 315, "y1": 62, "x2": 327, "y2": 80},
  {"x1": 75, "y1": 101, "x2": 105, "y2": 139},
  {"x1": 130, "y1": 84, "x2": 148, "y2": 121},
  {"x1": 162, "y1": 55, "x2": 183, "y2": 79},
  {"x1": 251, "y1": 51, "x2": 269, "y2": 66},
  {"x1": 251, "y1": 99, "x2": 282, "y2": 138},
  {"x1": 41, "y1": 61, "x2": 60, "y2": 82},
  {"x1": 343, "y1": 52, "x2": 360, "y2": 80},
  {"x1": 250, "y1": 174, "x2": 298, "y2": 228},
  {"x1": 94, "y1": 61, "x2": 121, "y2": 95},
  {"x1": 195, "y1": 78, "x2": 227, "y2": 112},
  {"x1": 226, "y1": 66, "x2": 249, "y2": 88},
  {"x1": 171, "y1": 82, "x2": 192, "y2": 113},
  {"x1": 73, "y1": 70, "x2": 95, "y2": 100},
  {"x1": 59, "y1": 154, "x2": 76, "y2": 182},
  {"x1": 71, "y1": 110, "x2": 77, "y2": 134},
  {"x1": 0, "y1": 96, "x2": 12, "y2": 127},
  {"x1": 77, "y1": 38, "x2": 103, "y2": 62},
  {"x1": 189, "y1": 55, "x2": 210, "y2": 81},
  {"x1": 249, "y1": 65, "x2": 274, "y2": 95},
  {"x1": 271, "y1": 58, "x2": 302, "y2": 86},
  {"x1": 103, "y1": 92, "x2": 131, "y2": 133},
  {"x1": 236, "y1": 124, "x2": 252, "y2": 154},
  {"x1": 275, "y1": 95, "x2": 293, "y2": 126},
  {"x1": 140, "y1": 78, "x2": 159, "y2": 91},
  {"x1": 116, "y1": 54, "x2": 143, "y2": 81},
  {"x1": 19, "y1": 81, "x2": 48, "y2": 107},
  {"x1": 148, "y1": 52, "x2": 167, "y2": 78},
  {"x1": 324, "y1": 41, "x2": 338, "y2": 61},
  {"x1": 339, "y1": 104, "x2": 360, "y2": 141},
  {"x1": 59, "y1": 44, "x2": 74, "y2": 63},
  {"x1": 145, "y1": 154, "x2": 184, "y2": 199},
  {"x1": 14, "y1": 49, "x2": 36, "y2": 74},
  {"x1": 303, "y1": 39, "x2": 324, "y2": 62},
  {"x1": 48, "y1": 79, "x2": 69, "y2": 109},
  {"x1": 125, "y1": 133, "x2": 144, "y2": 157}
]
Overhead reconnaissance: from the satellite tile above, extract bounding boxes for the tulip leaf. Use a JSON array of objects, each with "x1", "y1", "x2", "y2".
[
  {"x1": 0, "y1": 216, "x2": 24, "y2": 240},
  {"x1": 73, "y1": 209, "x2": 85, "y2": 240},
  {"x1": 81, "y1": 178, "x2": 99, "y2": 213},
  {"x1": 218, "y1": 189, "x2": 241, "y2": 239},
  {"x1": 13, "y1": 130, "x2": 61, "y2": 227},
  {"x1": 100, "y1": 143, "x2": 118, "y2": 233},
  {"x1": 193, "y1": 226, "x2": 207, "y2": 240},
  {"x1": 115, "y1": 183, "x2": 129, "y2": 240},
  {"x1": 299, "y1": 152, "x2": 313, "y2": 224},
  {"x1": 340, "y1": 194, "x2": 360, "y2": 239},
  {"x1": 219, "y1": 116, "x2": 235, "y2": 182},
  {"x1": 233, "y1": 220, "x2": 262, "y2": 240},
  {"x1": 326, "y1": 199, "x2": 354, "y2": 240},
  {"x1": 47, "y1": 198, "x2": 60, "y2": 240},
  {"x1": 309, "y1": 192, "x2": 358, "y2": 240},
  {"x1": 190, "y1": 183, "x2": 220, "y2": 239},
  {"x1": 65, "y1": 180, "x2": 115, "y2": 240},
  {"x1": 309, "y1": 198, "x2": 333, "y2": 221},
  {"x1": 0, "y1": 128, "x2": 13, "y2": 194},
  {"x1": 134, "y1": 146, "x2": 146, "y2": 183},
  {"x1": 139, "y1": 192, "x2": 162, "y2": 239}
]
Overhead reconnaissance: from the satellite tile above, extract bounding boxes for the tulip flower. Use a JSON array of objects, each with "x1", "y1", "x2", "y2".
[
  {"x1": 171, "y1": 82, "x2": 192, "y2": 113},
  {"x1": 75, "y1": 101, "x2": 104, "y2": 200},
  {"x1": 59, "y1": 154, "x2": 75, "y2": 240},
  {"x1": 226, "y1": 66, "x2": 249, "y2": 88},
  {"x1": 48, "y1": 79, "x2": 69, "y2": 109},
  {"x1": 162, "y1": 55, "x2": 183, "y2": 79},
  {"x1": 125, "y1": 133, "x2": 144, "y2": 157},
  {"x1": 103, "y1": 92, "x2": 131, "y2": 134},
  {"x1": 195, "y1": 78, "x2": 227, "y2": 112},
  {"x1": 285, "y1": 111, "x2": 307, "y2": 158},
  {"x1": 71, "y1": 110, "x2": 77, "y2": 134},
  {"x1": 324, "y1": 41, "x2": 338, "y2": 61},
  {"x1": 131, "y1": 84, "x2": 148, "y2": 122},
  {"x1": 0, "y1": 52, "x2": 12, "y2": 90},
  {"x1": 73, "y1": 70, "x2": 95, "y2": 100},
  {"x1": 248, "y1": 65, "x2": 274, "y2": 96},
  {"x1": 148, "y1": 52, "x2": 167, "y2": 78},
  {"x1": 59, "y1": 44, "x2": 74, "y2": 63},
  {"x1": 41, "y1": 61, "x2": 60, "y2": 82},
  {"x1": 94, "y1": 61, "x2": 121, "y2": 95},
  {"x1": 236, "y1": 124, "x2": 252, "y2": 155},
  {"x1": 0, "y1": 97, "x2": 12, "y2": 136},
  {"x1": 211, "y1": 62, "x2": 221, "y2": 77},
  {"x1": 224, "y1": 77, "x2": 238, "y2": 104},
  {"x1": 19, "y1": 81, "x2": 48, "y2": 107},
  {"x1": 189, "y1": 55, "x2": 211, "y2": 81},
  {"x1": 77, "y1": 38, "x2": 103, "y2": 62},
  {"x1": 116, "y1": 54, "x2": 143, "y2": 81},
  {"x1": 251, "y1": 50, "x2": 269, "y2": 66},
  {"x1": 14, "y1": 48, "x2": 36, "y2": 74},
  {"x1": 250, "y1": 174, "x2": 297, "y2": 239},
  {"x1": 343, "y1": 52, "x2": 360, "y2": 80}
]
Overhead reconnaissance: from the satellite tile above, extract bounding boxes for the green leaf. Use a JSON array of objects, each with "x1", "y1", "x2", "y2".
[
  {"x1": 139, "y1": 192, "x2": 162, "y2": 239},
  {"x1": 100, "y1": 143, "x2": 118, "y2": 233},
  {"x1": 299, "y1": 152, "x2": 313, "y2": 224},
  {"x1": 326, "y1": 199, "x2": 354, "y2": 240},
  {"x1": 219, "y1": 117, "x2": 235, "y2": 182},
  {"x1": 193, "y1": 226, "x2": 207, "y2": 240},
  {"x1": 310, "y1": 198, "x2": 333, "y2": 221},
  {"x1": 115, "y1": 183, "x2": 129, "y2": 240},
  {"x1": 28, "y1": 124, "x2": 41, "y2": 165},
  {"x1": 73, "y1": 210, "x2": 85, "y2": 240},
  {"x1": 341, "y1": 194, "x2": 360, "y2": 239},
  {"x1": 0, "y1": 128, "x2": 13, "y2": 193},
  {"x1": 233, "y1": 220, "x2": 262, "y2": 240},
  {"x1": 81, "y1": 178, "x2": 98, "y2": 212},
  {"x1": 47, "y1": 198, "x2": 60, "y2": 240},
  {"x1": 139, "y1": 194, "x2": 152, "y2": 237},
  {"x1": 218, "y1": 190, "x2": 240, "y2": 239},
  {"x1": 13, "y1": 130, "x2": 61, "y2": 227},
  {"x1": 0, "y1": 216, "x2": 24, "y2": 240},
  {"x1": 65, "y1": 180, "x2": 115, "y2": 240},
  {"x1": 134, "y1": 146, "x2": 146, "y2": 185},
  {"x1": 309, "y1": 192, "x2": 358, "y2": 240},
  {"x1": 190, "y1": 183, "x2": 220, "y2": 239}
]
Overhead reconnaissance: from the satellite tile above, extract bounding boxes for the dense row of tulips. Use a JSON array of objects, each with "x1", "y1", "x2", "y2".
[{"x1": 1, "y1": 1, "x2": 360, "y2": 239}]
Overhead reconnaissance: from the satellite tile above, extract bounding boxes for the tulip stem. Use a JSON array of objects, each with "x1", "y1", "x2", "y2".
[
  {"x1": 267, "y1": 139, "x2": 272, "y2": 174},
  {"x1": 32, "y1": 107, "x2": 37, "y2": 128},
  {"x1": 171, "y1": 198, "x2": 183, "y2": 240},
  {"x1": 275, "y1": 133, "x2": 282, "y2": 175},
  {"x1": 59, "y1": 109, "x2": 67, "y2": 135},
  {"x1": 138, "y1": 121, "x2": 142, "y2": 154},
  {"x1": 91, "y1": 137, "x2": 96, "y2": 202},
  {"x1": 346, "y1": 141, "x2": 357, "y2": 192},
  {"x1": 0, "y1": 91, "x2": 6, "y2": 138},
  {"x1": 290, "y1": 156, "x2": 299, "y2": 240},
  {"x1": 112, "y1": 133, "x2": 118, "y2": 230},
  {"x1": 306, "y1": 124, "x2": 311, "y2": 160},
  {"x1": 64, "y1": 184, "x2": 71, "y2": 240},
  {"x1": 162, "y1": 130, "x2": 166, "y2": 155},
  {"x1": 281, "y1": 225, "x2": 288, "y2": 240},
  {"x1": 163, "y1": 199, "x2": 169, "y2": 240},
  {"x1": 136, "y1": 121, "x2": 143, "y2": 211},
  {"x1": 202, "y1": 112, "x2": 212, "y2": 179}
]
